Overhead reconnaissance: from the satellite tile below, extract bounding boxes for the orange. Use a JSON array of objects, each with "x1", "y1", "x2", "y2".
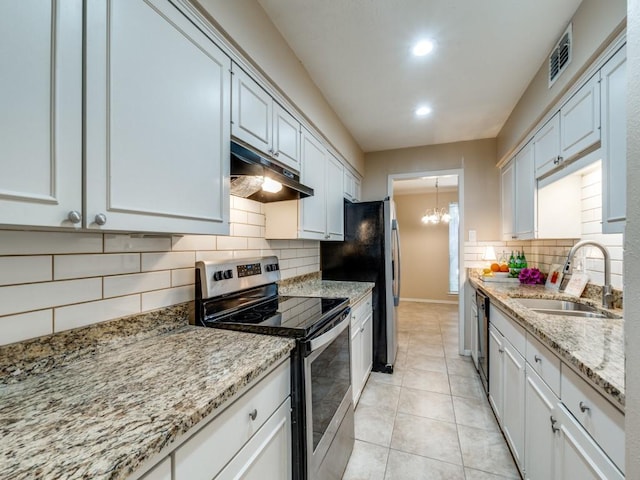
[
  {"x1": 500, "y1": 264, "x2": 509, "y2": 272},
  {"x1": 490, "y1": 263, "x2": 500, "y2": 272}
]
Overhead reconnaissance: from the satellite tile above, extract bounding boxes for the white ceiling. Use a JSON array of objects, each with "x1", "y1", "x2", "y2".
[
  {"x1": 393, "y1": 175, "x2": 458, "y2": 195},
  {"x1": 258, "y1": 0, "x2": 583, "y2": 153}
]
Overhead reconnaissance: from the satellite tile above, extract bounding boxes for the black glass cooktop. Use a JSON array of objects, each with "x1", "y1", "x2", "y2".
[{"x1": 202, "y1": 295, "x2": 349, "y2": 338}]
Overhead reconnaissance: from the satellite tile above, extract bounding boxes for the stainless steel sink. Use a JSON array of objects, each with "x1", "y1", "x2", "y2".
[{"x1": 514, "y1": 298, "x2": 620, "y2": 319}]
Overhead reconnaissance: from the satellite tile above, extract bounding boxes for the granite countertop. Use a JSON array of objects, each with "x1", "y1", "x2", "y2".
[
  {"x1": 279, "y1": 278, "x2": 375, "y2": 305},
  {"x1": 470, "y1": 277, "x2": 624, "y2": 410},
  {"x1": 0, "y1": 315, "x2": 294, "y2": 479}
]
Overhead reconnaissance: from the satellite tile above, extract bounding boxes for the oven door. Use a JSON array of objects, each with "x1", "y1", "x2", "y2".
[{"x1": 304, "y1": 309, "x2": 354, "y2": 480}]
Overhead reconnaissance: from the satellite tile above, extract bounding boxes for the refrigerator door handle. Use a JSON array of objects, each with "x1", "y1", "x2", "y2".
[{"x1": 392, "y1": 218, "x2": 401, "y2": 306}]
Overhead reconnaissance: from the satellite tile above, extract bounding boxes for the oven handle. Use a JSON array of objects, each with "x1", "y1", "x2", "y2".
[{"x1": 308, "y1": 309, "x2": 351, "y2": 354}]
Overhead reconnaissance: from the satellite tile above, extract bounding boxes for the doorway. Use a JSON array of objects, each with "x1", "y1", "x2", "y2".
[{"x1": 388, "y1": 169, "x2": 466, "y2": 355}]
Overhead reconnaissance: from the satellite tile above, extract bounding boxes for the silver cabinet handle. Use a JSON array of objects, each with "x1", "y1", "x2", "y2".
[
  {"x1": 534, "y1": 355, "x2": 542, "y2": 363},
  {"x1": 274, "y1": 151, "x2": 280, "y2": 156},
  {"x1": 249, "y1": 409, "x2": 257, "y2": 421},
  {"x1": 67, "y1": 210, "x2": 82, "y2": 224},
  {"x1": 94, "y1": 213, "x2": 107, "y2": 226},
  {"x1": 360, "y1": 325, "x2": 365, "y2": 333},
  {"x1": 498, "y1": 348, "x2": 505, "y2": 353},
  {"x1": 579, "y1": 401, "x2": 590, "y2": 413},
  {"x1": 324, "y1": 234, "x2": 330, "y2": 239},
  {"x1": 550, "y1": 415, "x2": 560, "y2": 433}
]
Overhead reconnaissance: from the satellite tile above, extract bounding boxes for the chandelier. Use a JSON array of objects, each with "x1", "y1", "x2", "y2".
[{"x1": 421, "y1": 178, "x2": 451, "y2": 225}]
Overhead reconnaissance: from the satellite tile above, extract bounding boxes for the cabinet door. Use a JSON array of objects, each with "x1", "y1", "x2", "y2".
[
  {"x1": 502, "y1": 340, "x2": 525, "y2": 472},
  {"x1": 85, "y1": 0, "x2": 230, "y2": 234},
  {"x1": 140, "y1": 457, "x2": 172, "y2": 480},
  {"x1": 343, "y1": 170, "x2": 355, "y2": 200},
  {"x1": 514, "y1": 141, "x2": 535, "y2": 240},
  {"x1": 215, "y1": 399, "x2": 292, "y2": 480},
  {"x1": 500, "y1": 160, "x2": 515, "y2": 241},
  {"x1": 560, "y1": 73, "x2": 601, "y2": 161},
  {"x1": 360, "y1": 311, "x2": 373, "y2": 388},
  {"x1": 326, "y1": 153, "x2": 345, "y2": 240},
  {"x1": 488, "y1": 325, "x2": 503, "y2": 421},
  {"x1": 351, "y1": 319, "x2": 363, "y2": 404},
  {"x1": 232, "y1": 66, "x2": 272, "y2": 154},
  {"x1": 533, "y1": 113, "x2": 561, "y2": 179},
  {"x1": 272, "y1": 103, "x2": 301, "y2": 172},
  {"x1": 601, "y1": 45, "x2": 627, "y2": 234},
  {"x1": 555, "y1": 405, "x2": 624, "y2": 480},
  {"x1": 0, "y1": 1, "x2": 83, "y2": 228},
  {"x1": 525, "y1": 368, "x2": 559, "y2": 480},
  {"x1": 300, "y1": 129, "x2": 327, "y2": 239}
]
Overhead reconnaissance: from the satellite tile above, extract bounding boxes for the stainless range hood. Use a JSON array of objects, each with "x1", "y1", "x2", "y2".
[{"x1": 230, "y1": 141, "x2": 314, "y2": 203}]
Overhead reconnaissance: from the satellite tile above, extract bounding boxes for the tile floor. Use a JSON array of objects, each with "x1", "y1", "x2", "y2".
[{"x1": 342, "y1": 301, "x2": 520, "y2": 480}]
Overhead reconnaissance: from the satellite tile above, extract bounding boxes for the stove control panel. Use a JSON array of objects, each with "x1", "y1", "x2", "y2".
[{"x1": 197, "y1": 256, "x2": 280, "y2": 298}]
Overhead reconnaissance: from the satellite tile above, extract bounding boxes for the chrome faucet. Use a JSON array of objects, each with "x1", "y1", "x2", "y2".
[{"x1": 562, "y1": 240, "x2": 613, "y2": 309}]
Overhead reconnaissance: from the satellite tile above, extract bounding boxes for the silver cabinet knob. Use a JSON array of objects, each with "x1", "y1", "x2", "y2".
[
  {"x1": 579, "y1": 401, "x2": 590, "y2": 413},
  {"x1": 550, "y1": 415, "x2": 560, "y2": 433},
  {"x1": 94, "y1": 213, "x2": 107, "y2": 226},
  {"x1": 67, "y1": 210, "x2": 82, "y2": 224},
  {"x1": 274, "y1": 151, "x2": 280, "y2": 157},
  {"x1": 324, "y1": 234, "x2": 330, "y2": 239},
  {"x1": 534, "y1": 355, "x2": 542, "y2": 363},
  {"x1": 249, "y1": 409, "x2": 258, "y2": 421},
  {"x1": 498, "y1": 348, "x2": 505, "y2": 353}
]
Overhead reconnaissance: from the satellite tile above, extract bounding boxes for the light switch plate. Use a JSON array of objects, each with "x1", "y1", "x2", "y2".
[{"x1": 468, "y1": 230, "x2": 477, "y2": 242}]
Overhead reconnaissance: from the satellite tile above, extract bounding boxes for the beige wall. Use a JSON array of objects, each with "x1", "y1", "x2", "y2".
[
  {"x1": 192, "y1": 0, "x2": 364, "y2": 173},
  {"x1": 363, "y1": 138, "x2": 500, "y2": 241},
  {"x1": 395, "y1": 191, "x2": 458, "y2": 302},
  {"x1": 497, "y1": 0, "x2": 626, "y2": 162},
  {"x1": 625, "y1": 1, "x2": 640, "y2": 476}
]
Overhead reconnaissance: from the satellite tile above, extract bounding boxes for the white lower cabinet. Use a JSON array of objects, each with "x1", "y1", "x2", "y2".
[
  {"x1": 350, "y1": 293, "x2": 373, "y2": 405},
  {"x1": 139, "y1": 457, "x2": 172, "y2": 480},
  {"x1": 486, "y1": 297, "x2": 625, "y2": 480}
]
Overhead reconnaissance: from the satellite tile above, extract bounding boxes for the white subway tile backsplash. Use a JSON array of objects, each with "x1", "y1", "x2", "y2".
[
  {"x1": 0, "y1": 231, "x2": 102, "y2": 255},
  {"x1": 247, "y1": 238, "x2": 271, "y2": 250},
  {"x1": 246, "y1": 212, "x2": 265, "y2": 226},
  {"x1": 171, "y1": 235, "x2": 216, "y2": 251},
  {"x1": 233, "y1": 250, "x2": 261, "y2": 259},
  {"x1": 141, "y1": 252, "x2": 195, "y2": 271},
  {"x1": 54, "y1": 254, "x2": 140, "y2": 280},
  {"x1": 217, "y1": 236, "x2": 248, "y2": 250},
  {"x1": 0, "y1": 256, "x2": 52, "y2": 286},
  {"x1": 141, "y1": 286, "x2": 193, "y2": 311},
  {"x1": 195, "y1": 250, "x2": 234, "y2": 262},
  {"x1": 0, "y1": 278, "x2": 102, "y2": 317},
  {"x1": 54, "y1": 295, "x2": 141, "y2": 332},
  {"x1": 0, "y1": 310, "x2": 53, "y2": 346},
  {"x1": 171, "y1": 268, "x2": 195, "y2": 287},
  {"x1": 268, "y1": 240, "x2": 292, "y2": 249},
  {"x1": 104, "y1": 271, "x2": 171, "y2": 298},
  {"x1": 232, "y1": 196, "x2": 263, "y2": 213},
  {"x1": 104, "y1": 234, "x2": 171, "y2": 253},
  {"x1": 231, "y1": 223, "x2": 262, "y2": 238},
  {"x1": 230, "y1": 209, "x2": 248, "y2": 224}
]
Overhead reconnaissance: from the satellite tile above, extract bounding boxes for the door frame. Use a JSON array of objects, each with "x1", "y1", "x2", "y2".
[{"x1": 388, "y1": 168, "x2": 467, "y2": 356}]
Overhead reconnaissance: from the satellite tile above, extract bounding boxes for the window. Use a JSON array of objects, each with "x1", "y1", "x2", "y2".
[{"x1": 448, "y1": 202, "x2": 459, "y2": 294}]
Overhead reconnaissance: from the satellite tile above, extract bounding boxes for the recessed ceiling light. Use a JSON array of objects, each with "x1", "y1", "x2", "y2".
[
  {"x1": 415, "y1": 106, "x2": 432, "y2": 117},
  {"x1": 412, "y1": 40, "x2": 434, "y2": 57}
]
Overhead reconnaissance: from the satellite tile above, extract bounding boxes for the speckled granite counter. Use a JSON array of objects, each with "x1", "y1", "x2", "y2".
[
  {"x1": 279, "y1": 278, "x2": 374, "y2": 305},
  {"x1": 0, "y1": 309, "x2": 294, "y2": 479},
  {"x1": 470, "y1": 278, "x2": 624, "y2": 411}
]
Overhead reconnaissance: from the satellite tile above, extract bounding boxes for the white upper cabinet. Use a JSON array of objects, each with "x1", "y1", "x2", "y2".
[
  {"x1": 514, "y1": 142, "x2": 535, "y2": 240},
  {"x1": 299, "y1": 130, "x2": 327, "y2": 238},
  {"x1": 560, "y1": 72, "x2": 601, "y2": 162},
  {"x1": 0, "y1": 1, "x2": 83, "y2": 229},
  {"x1": 500, "y1": 159, "x2": 515, "y2": 240},
  {"x1": 343, "y1": 169, "x2": 361, "y2": 202},
  {"x1": 232, "y1": 66, "x2": 301, "y2": 172},
  {"x1": 533, "y1": 114, "x2": 561, "y2": 179},
  {"x1": 85, "y1": 0, "x2": 231, "y2": 234},
  {"x1": 601, "y1": 45, "x2": 627, "y2": 234},
  {"x1": 326, "y1": 152, "x2": 345, "y2": 239}
]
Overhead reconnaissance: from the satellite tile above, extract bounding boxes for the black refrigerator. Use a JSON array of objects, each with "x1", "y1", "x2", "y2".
[{"x1": 321, "y1": 198, "x2": 400, "y2": 373}]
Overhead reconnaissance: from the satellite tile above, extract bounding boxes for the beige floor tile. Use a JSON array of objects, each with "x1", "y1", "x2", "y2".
[
  {"x1": 402, "y1": 368, "x2": 451, "y2": 394},
  {"x1": 407, "y1": 341, "x2": 445, "y2": 357},
  {"x1": 457, "y1": 424, "x2": 520, "y2": 478},
  {"x1": 404, "y1": 353, "x2": 448, "y2": 373},
  {"x1": 384, "y1": 449, "x2": 464, "y2": 480},
  {"x1": 358, "y1": 381, "x2": 401, "y2": 411},
  {"x1": 446, "y1": 355, "x2": 478, "y2": 378},
  {"x1": 449, "y1": 374, "x2": 485, "y2": 400},
  {"x1": 390, "y1": 412, "x2": 462, "y2": 465},
  {"x1": 397, "y1": 387, "x2": 455, "y2": 423},
  {"x1": 464, "y1": 467, "x2": 520, "y2": 480},
  {"x1": 354, "y1": 405, "x2": 397, "y2": 447},
  {"x1": 368, "y1": 370, "x2": 404, "y2": 387},
  {"x1": 452, "y1": 395, "x2": 499, "y2": 431},
  {"x1": 342, "y1": 440, "x2": 389, "y2": 480}
]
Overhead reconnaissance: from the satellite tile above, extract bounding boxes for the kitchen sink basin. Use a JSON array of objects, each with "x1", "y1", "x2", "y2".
[{"x1": 514, "y1": 298, "x2": 620, "y2": 319}]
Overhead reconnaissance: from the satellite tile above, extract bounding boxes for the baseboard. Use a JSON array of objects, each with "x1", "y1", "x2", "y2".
[{"x1": 400, "y1": 298, "x2": 459, "y2": 305}]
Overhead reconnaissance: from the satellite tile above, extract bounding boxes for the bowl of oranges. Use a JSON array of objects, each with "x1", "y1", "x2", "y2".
[{"x1": 490, "y1": 262, "x2": 510, "y2": 277}]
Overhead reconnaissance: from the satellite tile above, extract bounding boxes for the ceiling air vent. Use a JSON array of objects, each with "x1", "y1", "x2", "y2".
[{"x1": 548, "y1": 23, "x2": 572, "y2": 88}]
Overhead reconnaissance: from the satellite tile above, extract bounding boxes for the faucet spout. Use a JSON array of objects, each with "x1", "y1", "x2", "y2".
[{"x1": 562, "y1": 240, "x2": 612, "y2": 309}]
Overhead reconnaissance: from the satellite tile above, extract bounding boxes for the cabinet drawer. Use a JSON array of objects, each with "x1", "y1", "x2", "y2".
[
  {"x1": 139, "y1": 457, "x2": 171, "y2": 480},
  {"x1": 526, "y1": 334, "x2": 561, "y2": 396},
  {"x1": 489, "y1": 305, "x2": 525, "y2": 354},
  {"x1": 174, "y1": 360, "x2": 291, "y2": 480},
  {"x1": 560, "y1": 366, "x2": 624, "y2": 472},
  {"x1": 351, "y1": 293, "x2": 372, "y2": 331}
]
